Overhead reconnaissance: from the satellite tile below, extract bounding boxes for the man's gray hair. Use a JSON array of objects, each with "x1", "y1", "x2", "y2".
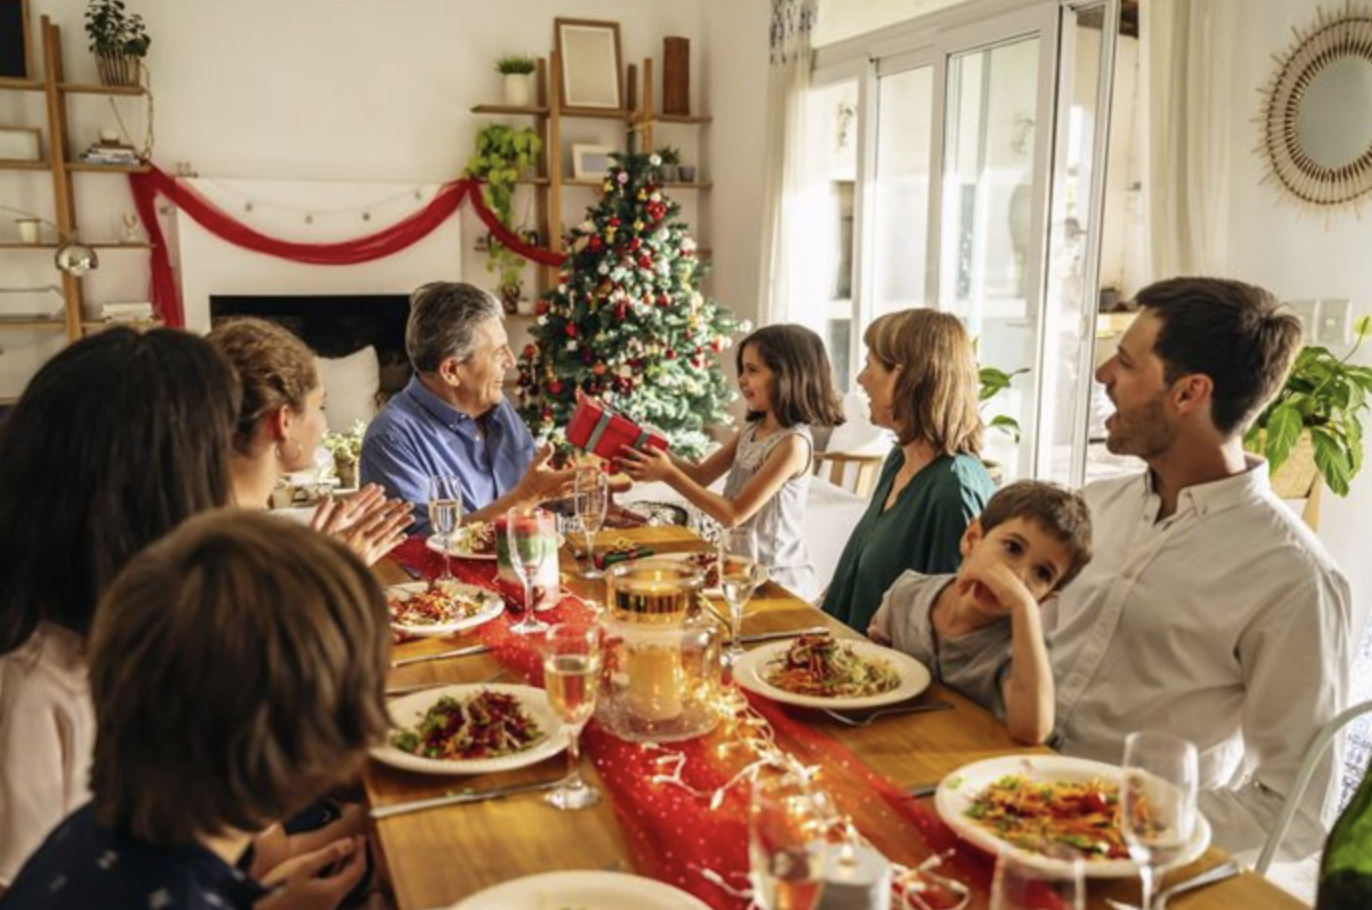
[{"x1": 405, "y1": 282, "x2": 503, "y2": 373}]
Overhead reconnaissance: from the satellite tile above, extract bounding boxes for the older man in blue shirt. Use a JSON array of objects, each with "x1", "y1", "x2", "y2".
[{"x1": 361, "y1": 282, "x2": 573, "y2": 533}]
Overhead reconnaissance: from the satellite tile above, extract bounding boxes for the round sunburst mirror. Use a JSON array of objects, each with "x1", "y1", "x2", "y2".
[{"x1": 1260, "y1": 2, "x2": 1372, "y2": 210}]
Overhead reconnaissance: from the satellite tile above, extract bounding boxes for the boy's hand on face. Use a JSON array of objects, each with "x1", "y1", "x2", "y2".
[{"x1": 956, "y1": 562, "x2": 1038, "y2": 618}]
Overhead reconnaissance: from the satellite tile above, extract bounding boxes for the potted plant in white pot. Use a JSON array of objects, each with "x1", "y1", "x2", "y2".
[
  {"x1": 322, "y1": 420, "x2": 367, "y2": 490},
  {"x1": 497, "y1": 55, "x2": 536, "y2": 107},
  {"x1": 85, "y1": 0, "x2": 150, "y2": 87}
]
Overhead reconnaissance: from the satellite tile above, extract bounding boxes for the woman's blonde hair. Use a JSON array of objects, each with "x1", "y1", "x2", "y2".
[
  {"x1": 864, "y1": 309, "x2": 982, "y2": 455},
  {"x1": 208, "y1": 317, "x2": 319, "y2": 454}
]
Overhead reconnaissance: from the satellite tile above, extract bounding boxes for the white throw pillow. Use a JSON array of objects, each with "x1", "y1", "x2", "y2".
[{"x1": 315, "y1": 345, "x2": 380, "y2": 433}]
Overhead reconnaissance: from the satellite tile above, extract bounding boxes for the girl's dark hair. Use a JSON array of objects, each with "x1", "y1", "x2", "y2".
[
  {"x1": 90, "y1": 510, "x2": 391, "y2": 845},
  {"x1": 735, "y1": 324, "x2": 845, "y2": 428},
  {"x1": 0, "y1": 328, "x2": 239, "y2": 656}
]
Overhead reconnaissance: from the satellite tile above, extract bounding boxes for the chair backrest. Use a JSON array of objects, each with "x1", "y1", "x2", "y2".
[
  {"x1": 814, "y1": 451, "x2": 885, "y2": 500},
  {"x1": 1255, "y1": 698, "x2": 1372, "y2": 874}
]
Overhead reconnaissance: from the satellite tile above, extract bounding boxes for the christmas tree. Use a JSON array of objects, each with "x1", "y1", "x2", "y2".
[{"x1": 515, "y1": 152, "x2": 738, "y2": 459}]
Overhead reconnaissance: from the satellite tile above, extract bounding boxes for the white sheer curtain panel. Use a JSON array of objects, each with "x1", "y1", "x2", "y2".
[
  {"x1": 758, "y1": 0, "x2": 832, "y2": 331},
  {"x1": 1141, "y1": 0, "x2": 1238, "y2": 278}
]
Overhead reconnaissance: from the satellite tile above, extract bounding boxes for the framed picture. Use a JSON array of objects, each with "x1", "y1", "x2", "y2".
[
  {"x1": 0, "y1": 0, "x2": 32, "y2": 81},
  {"x1": 572, "y1": 144, "x2": 616, "y2": 180},
  {"x1": 0, "y1": 125, "x2": 41, "y2": 162},
  {"x1": 555, "y1": 18, "x2": 622, "y2": 110}
]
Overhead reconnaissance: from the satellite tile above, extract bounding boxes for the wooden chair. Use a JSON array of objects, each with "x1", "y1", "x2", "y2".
[{"x1": 813, "y1": 451, "x2": 885, "y2": 500}]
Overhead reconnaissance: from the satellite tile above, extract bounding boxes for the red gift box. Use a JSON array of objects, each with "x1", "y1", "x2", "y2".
[{"x1": 566, "y1": 397, "x2": 670, "y2": 464}]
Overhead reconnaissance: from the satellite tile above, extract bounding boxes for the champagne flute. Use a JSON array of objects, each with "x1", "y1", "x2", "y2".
[
  {"x1": 543, "y1": 622, "x2": 603, "y2": 810},
  {"x1": 720, "y1": 527, "x2": 767, "y2": 666},
  {"x1": 506, "y1": 508, "x2": 555, "y2": 635},
  {"x1": 990, "y1": 850, "x2": 1085, "y2": 910},
  {"x1": 427, "y1": 474, "x2": 463, "y2": 583},
  {"x1": 574, "y1": 466, "x2": 609, "y2": 579},
  {"x1": 1121, "y1": 731, "x2": 1199, "y2": 910},
  {"x1": 749, "y1": 769, "x2": 830, "y2": 910}
]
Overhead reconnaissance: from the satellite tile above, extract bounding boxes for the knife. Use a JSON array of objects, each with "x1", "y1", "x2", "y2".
[
  {"x1": 370, "y1": 778, "x2": 562, "y2": 820},
  {"x1": 737, "y1": 626, "x2": 832, "y2": 645},
  {"x1": 390, "y1": 643, "x2": 492, "y2": 668}
]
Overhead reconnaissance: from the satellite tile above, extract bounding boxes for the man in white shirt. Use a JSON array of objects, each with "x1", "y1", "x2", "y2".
[{"x1": 1048, "y1": 277, "x2": 1353, "y2": 861}]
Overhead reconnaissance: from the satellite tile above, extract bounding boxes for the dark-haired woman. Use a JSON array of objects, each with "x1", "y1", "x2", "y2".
[{"x1": 621, "y1": 323, "x2": 845, "y2": 599}]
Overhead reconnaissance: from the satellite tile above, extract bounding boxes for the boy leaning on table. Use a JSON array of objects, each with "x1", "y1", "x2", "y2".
[
  {"x1": 867, "y1": 481, "x2": 1092, "y2": 745},
  {"x1": 1, "y1": 511, "x2": 392, "y2": 910}
]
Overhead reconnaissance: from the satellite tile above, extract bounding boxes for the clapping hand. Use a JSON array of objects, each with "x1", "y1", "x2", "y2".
[{"x1": 311, "y1": 484, "x2": 412, "y2": 566}]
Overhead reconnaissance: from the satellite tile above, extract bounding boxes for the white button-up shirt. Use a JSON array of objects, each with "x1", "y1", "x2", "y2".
[{"x1": 1046, "y1": 459, "x2": 1353, "y2": 861}]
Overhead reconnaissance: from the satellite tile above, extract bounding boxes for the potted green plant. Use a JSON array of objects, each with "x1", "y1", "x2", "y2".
[
  {"x1": 980, "y1": 364, "x2": 1027, "y2": 442},
  {"x1": 464, "y1": 123, "x2": 542, "y2": 311},
  {"x1": 497, "y1": 55, "x2": 537, "y2": 107},
  {"x1": 322, "y1": 420, "x2": 368, "y2": 489},
  {"x1": 655, "y1": 146, "x2": 681, "y2": 182},
  {"x1": 85, "y1": 0, "x2": 151, "y2": 87},
  {"x1": 1245, "y1": 316, "x2": 1372, "y2": 498}
]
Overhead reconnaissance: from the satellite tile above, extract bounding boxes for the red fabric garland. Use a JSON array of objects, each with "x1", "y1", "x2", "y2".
[
  {"x1": 126, "y1": 164, "x2": 566, "y2": 328},
  {"x1": 386, "y1": 536, "x2": 1008, "y2": 910}
]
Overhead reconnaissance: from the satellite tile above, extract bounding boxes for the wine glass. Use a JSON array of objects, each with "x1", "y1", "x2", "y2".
[
  {"x1": 990, "y1": 851, "x2": 1085, "y2": 910},
  {"x1": 427, "y1": 474, "x2": 463, "y2": 583},
  {"x1": 720, "y1": 527, "x2": 767, "y2": 666},
  {"x1": 506, "y1": 508, "x2": 556, "y2": 635},
  {"x1": 120, "y1": 211, "x2": 140, "y2": 243},
  {"x1": 542, "y1": 622, "x2": 603, "y2": 810},
  {"x1": 573, "y1": 466, "x2": 609, "y2": 579},
  {"x1": 1121, "y1": 731, "x2": 1199, "y2": 910},
  {"x1": 749, "y1": 769, "x2": 830, "y2": 910}
]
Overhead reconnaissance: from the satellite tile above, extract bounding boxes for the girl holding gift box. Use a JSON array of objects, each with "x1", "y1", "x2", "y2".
[{"x1": 619, "y1": 325, "x2": 844, "y2": 600}]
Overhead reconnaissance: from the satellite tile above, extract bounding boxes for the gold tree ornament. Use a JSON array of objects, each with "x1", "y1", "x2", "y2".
[{"x1": 1258, "y1": 2, "x2": 1372, "y2": 212}]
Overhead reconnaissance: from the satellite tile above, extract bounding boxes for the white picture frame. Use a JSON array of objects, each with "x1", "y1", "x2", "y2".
[
  {"x1": 571, "y1": 144, "x2": 616, "y2": 181},
  {"x1": 556, "y1": 18, "x2": 622, "y2": 110},
  {"x1": 0, "y1": 125, "x2": 41, "y2": 162}
]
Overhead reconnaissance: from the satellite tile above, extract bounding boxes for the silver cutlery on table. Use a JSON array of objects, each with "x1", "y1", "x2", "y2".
[
  {"x1": 370, "y1": 777, "x2": 564, "y2": 820},
  {"x1": 1103, "y1": 859, "x2": 1242, "y2": 910},
  {"x1": 736, "y1": 626, "x2": 832, "y2": 646},
  {"x1": 390, "y1": 643, "x2": 492, "y2": 668},
  {"x1": 821, "y1": 699, "x2": 955, "y2": 727},
  {"x1": 903, "y1": 782, "x2": 939, "y2": 798},
  {"x1": 385, "y1": 668, "x2": 508, "y2": 697}
]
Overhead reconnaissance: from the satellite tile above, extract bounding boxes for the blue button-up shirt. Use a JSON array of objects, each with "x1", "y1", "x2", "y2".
[
  {"x1": 360, "y1": 376, "x2": 534, "y2": 533},
  {"x1": 2, "y1": 803, "x2": 268, "y2": 910}
]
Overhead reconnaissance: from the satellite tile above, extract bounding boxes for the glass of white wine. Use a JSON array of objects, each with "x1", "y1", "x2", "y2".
[
  {"x1": 574, "y1": 466, "x2": 609, "y2": 579},
  {"x1": 749, "y1": 768, "x2": 829, "y2": 910},
  {"x1": 1121, "y1": 731, "x2": 1199, "y2": 910},
  {"x1": 720, "y1": 527, "x2": 767, "y2": 666},
  {"x1": 990, "y1": 850, "x2": 1085, "y2": 910},
  {"x1": 543, "y1": 622, "x2": 603, "y2": 810},
  {"x1": 427, "y1": 474, "x2": 463, "y2": 583}
]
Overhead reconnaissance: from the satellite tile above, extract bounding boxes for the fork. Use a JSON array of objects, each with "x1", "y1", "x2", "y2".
[
  {"x1": 1104, "y1": 859, "x2": 1242, "y2": 910},
  {"x1": 822, "y1": 699, "x2": 954, "y2": 727}
]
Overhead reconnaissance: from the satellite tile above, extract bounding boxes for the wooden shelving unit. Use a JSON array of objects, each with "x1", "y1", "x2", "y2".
[
  {"x1": 0, "y1": 15, "x2": 152, "y2": 392},
  {"x1": 470, "y1": 50, "x2": 710, "y2": 294}
]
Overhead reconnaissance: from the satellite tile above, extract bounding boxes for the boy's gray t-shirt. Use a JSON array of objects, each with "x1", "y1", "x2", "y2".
[{"x1": 871, "y1": 570, "x2": 1014, "y2": 719}]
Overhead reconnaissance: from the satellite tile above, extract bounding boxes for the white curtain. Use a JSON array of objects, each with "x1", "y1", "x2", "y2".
[
  {"x1": 757, "y1": 0, "x2": 832, "y2": 331},
  {"x1": 1141, "y1": 0, "x2": 1239, "y2": 278}
]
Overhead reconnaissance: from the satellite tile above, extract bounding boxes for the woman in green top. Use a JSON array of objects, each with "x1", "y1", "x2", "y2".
[{"x1": 822, "y1": 309, "x2": 995, "y2": 632}]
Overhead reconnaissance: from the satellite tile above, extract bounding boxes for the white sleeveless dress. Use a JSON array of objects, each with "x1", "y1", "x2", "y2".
[{"x1": 722, "y1": 423, "x2": 818, "y2": 601}]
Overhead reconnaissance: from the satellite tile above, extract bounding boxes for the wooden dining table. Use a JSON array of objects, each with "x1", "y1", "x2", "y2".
[{"x1": 364, "y1": 525, "x2": 1304, "y2": 910}]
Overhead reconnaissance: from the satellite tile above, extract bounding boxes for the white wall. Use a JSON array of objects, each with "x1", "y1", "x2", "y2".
[
  {"x1": 1222, "y1": 1, "x2": 1372, "y2": 666},
  {"x1": 2, "y1": 0, "x2": 743, "y2": 395}
]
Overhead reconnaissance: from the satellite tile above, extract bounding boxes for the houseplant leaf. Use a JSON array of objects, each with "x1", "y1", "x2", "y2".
[
  {"x1": 1263, "y1": 402, "x2": 1303, "y2": 472},
  {"x1": 1311, "y1": 426, "x2": 1353, "y2": 497}
]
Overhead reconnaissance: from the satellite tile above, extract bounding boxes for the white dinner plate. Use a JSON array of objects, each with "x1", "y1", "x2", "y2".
[
  {"x1": 425, "y1": 528, "x2": 565, "y2": 561},
  {"x1": 373, "y1": 683, "x2": 565, "y2": 776},
  {"x1": 446, "y1": 871, "x2": 712, "y2": 910},
  {"x1": 385, "y1": 581, "x2": 504, "y2": 638},
  {"x1": 733, "y1": 638, "x2": 931, "y2": 710},
  {"x1": 934, "y1": 754, "x2": 1212, "y2": 879}
]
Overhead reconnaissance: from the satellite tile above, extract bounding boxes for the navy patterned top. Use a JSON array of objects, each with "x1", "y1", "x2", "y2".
[{"x1": 1, "y1": 804, "x2": 268, "y2": 910}]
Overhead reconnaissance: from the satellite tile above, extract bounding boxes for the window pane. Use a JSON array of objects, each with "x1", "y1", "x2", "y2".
[
  {"x1": 806, "y1": 79, "x2": 860, "y2": 390},
  {"x1": 871, "y1": 66, "x2": 935, "y2": 323}
]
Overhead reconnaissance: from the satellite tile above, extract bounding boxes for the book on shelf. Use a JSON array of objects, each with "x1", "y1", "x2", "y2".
[{"x1": 98, "y1": 302, "x2": 155, "y2": 322}]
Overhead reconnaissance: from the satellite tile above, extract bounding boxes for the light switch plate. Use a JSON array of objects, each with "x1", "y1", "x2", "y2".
[
  {"x1": 1316, "y1": 299, "x2": 1352, "y2": 345},
  {"x1": 1285, "y1": 299, "x2": 1318, "y2": 338}
]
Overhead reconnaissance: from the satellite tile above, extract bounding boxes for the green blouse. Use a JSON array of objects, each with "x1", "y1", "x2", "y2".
[{"x1": 821, "y1": 450, "x2": 995, "y2": 633}]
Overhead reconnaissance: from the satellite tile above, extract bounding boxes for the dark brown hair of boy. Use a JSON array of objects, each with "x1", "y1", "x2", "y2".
[
  {"x1": 0, "y1": 328, "x2": 239, "y2": 655},
  {"x1": 735, "y1": 323, "x2": 846, "y2": 428},
  {"x1": 88, "y1": 510, "x2": 391, "y2": 845},
  {"x1": 979, "y1": 480, "x2": 1093, "y2": 591}
]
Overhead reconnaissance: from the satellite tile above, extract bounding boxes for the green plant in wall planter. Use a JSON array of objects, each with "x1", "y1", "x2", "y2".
[
  {"x1": 1245, "y1": 315, "x2": 1372, "y2": 497},
  {"x1": 980, "y1": 364, "x2": 1028, "y2": 442},
  {"x1": 464, "y1": 124, "x2": 542, "y2": 308},
  {"x1": 85, "y1": 0, "x2": 150, "y2": 87}
]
